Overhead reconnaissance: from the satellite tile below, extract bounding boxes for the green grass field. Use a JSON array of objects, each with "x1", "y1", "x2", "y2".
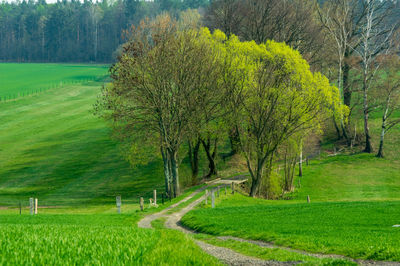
[
  {"x1": 2, "y1": 63, "x2": 400, "y2": 264},
  {"x1": 180, "y1": 100, "x2": 400, "y2": 262},
  {"x1": 0, "y1": 63, "x2": 192, "y2": 207},
  {"x1": 0, "y1": 212, "x2": 220, "y2": 265},
  {"x1": 182, "y1": 194, "x2": 400, "y2": 261},
  {"x1": 0, "y1": 63, "x2": 108, "y2": 100}
]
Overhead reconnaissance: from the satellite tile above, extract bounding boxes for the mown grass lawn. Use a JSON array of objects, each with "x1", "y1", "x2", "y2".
[{"x1": 182, "y1": 194, "x2": 400, "y2": 261}]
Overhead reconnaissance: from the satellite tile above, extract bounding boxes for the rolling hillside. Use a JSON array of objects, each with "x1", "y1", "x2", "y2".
[{"x1": 0, "y1": 64, "x2": 171, "y2": 206}]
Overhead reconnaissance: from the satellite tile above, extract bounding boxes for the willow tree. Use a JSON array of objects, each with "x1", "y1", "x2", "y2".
[
  {"x1": 226, "y1": 39, "x2": 342, "y2": 197},
  {"x1": 98, "y1": 16, "x2": 223, "y2": 197}
]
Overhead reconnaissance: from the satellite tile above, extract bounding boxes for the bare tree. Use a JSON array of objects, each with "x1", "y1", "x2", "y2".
[
  {"x1": 354, "y1": 0, "x2": 395, "y2": 153},
  {"x1": 376, "y1": 55, "x2": 400, "y2": 158}
]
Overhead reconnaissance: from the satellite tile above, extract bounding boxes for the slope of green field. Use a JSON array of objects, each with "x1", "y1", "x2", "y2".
[
  {"x1": 0, "y1": 63, "x2": 108, "y2": 99},
  {"x1": 182, "y1": 194, "x2": 400, "y2": 261},
  {"x1": 0, "y1": 63, "x2": 184, "y2": 207},
  {"x1": 181, "y1": 103, "x2": 400, "y2": 262}
]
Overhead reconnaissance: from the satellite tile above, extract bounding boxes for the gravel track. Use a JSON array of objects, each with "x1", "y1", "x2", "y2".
[{"x1": 137, "y1": 180, "x2": 400, "y2": 266}]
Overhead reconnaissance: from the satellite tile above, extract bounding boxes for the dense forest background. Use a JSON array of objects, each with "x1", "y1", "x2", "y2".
[{"x1": 0, "y1": 0, "x2": 207, "y2": 62}]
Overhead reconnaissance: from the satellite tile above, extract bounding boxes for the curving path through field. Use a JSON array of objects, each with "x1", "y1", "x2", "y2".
[
  {"x1": 138, "y1": 179, "x2": 295, "y2": 265},
  {"x1": 137, "y1": 180, "x2": 400, "y2": 266}
]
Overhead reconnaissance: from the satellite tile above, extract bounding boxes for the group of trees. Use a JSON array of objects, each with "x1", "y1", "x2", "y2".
[
  {"x1": 202, "y1": 0, "x2": 400, "y2": 158},
  {"x1": 5, "y1": 0, "x2": 400, "y2": 197},
  {"x1": 0, "y1": 0, "x2": 207, "y2": 62},
  {"x1": 316, "y1": 0, "x2": 400, "y2": 157},
  {"x1": 97, "y1": 14, "x2": 342, "y2": 198}
]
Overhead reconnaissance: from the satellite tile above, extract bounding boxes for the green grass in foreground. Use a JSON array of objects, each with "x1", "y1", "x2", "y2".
[
  {"x1": 0, "y1": 213, "x2": 219, "y2": 265},
  {"x1": 0, "y1": 187, "x2": 220, "y2": 265},
  {"x1": 182, "y1": 193, "x2": 400, "y2": 261}
]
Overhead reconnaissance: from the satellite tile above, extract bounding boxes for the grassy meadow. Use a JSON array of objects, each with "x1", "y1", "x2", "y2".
[
  {"x1": 0, "y1": 63, "x2": 108, "y2": 100},
  {"x1": 2, "y1": 63, "x2": 400, "y2": 264},
  {"x1": 0, "y1": 63, "x2": 188, "y2": 207},
  {"x1": 180, "y1": 94, "x2": 400, "y2": 262},
  {"x1": 182, "y1": 193, "x2": 400, "y2": 261}
]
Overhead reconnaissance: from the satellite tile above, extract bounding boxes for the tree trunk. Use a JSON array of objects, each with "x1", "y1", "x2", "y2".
[
  {"x1": 249, "y1": 160, "x2": 263, "y2": 197},
  {"x1": 343, "y1": 51, "x2": 351, "y2": 107},
  {"x1": 341, "y1": 119, "x2": 351, "y2": 146},
  {"x1": 229, "y1": 125, "x2": 240, "y2": 155},
  {"x1": 188, "y1": 138, "x2": 201, "y2": 183},
  {"x1": 333, "y1": 116, "x2": 341, "y2": 140},
  {"x1": 363, "y1": 80, "x2": 373, "y2": 153},
  {"x1": 201, "y1": 138, "x2": 218, "y2": 178},
  {"x1": 377, "y1": 127, "x2": 385, "y2": 158},
  {"x1": 298, "y1": 140, "x2": 303, "y2": 177},
  {"x1": 161, "y1": 147, "x2": 171, "y2": 196},
  {"x1": 169, "y1": 149, "x2": 180, "y2": 197},
  {"x1": 250, "y1": 171, "x2": 262, "y2": 197},
  {"x1": 377, "y1": 105, "x2": 388, "y2": 158}
]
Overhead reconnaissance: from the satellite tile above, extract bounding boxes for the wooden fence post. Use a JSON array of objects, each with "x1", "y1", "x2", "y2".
[
  {"x1": 231, "y1": 182, "x2": 235, "y2": 194},
  {"x1": 29, "y1": 198, "x2": 34, "y2": 215},
  {"x1": 217, "y1": 186, "x2": 220, "y2": 197},
  {"x1": 140, "y1": 197, "x2": 144, "y2": 211},
  {"x1": 34, "y1": 198, "x2": 38, "y2": 215},
  {"x1": 211, "y1": 190, "x2": 215, "y2": 208},
  {"x1": 307, "y1": 195, "x2": 310, "y2": 203},
  {"x1": 153, "y1": 190, "x2": 157, "y2": 205},
  {"x1": 205, "y1": 190, "x2": 208, "y2": 204},
  {"x1": 116, "y1": 196, "x2": 121, "y2": 214}
]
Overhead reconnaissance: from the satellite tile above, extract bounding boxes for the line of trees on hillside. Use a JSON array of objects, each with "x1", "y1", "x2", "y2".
[
  {"x1": 95, "y1": 0, "x2": 400, "y2": 198},
  {"x1": 0, "y1": 0, "x2": 207, "y2": 62},
  {"x1": 96, "y1": 14, "x2": 344, "y2": 198}
]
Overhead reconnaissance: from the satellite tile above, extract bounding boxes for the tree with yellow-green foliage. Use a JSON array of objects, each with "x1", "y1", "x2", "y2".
[
  {"x1": 98, "y1": 15, "x2": 343, "y2": 198},
  {"x1": 222, "y1": 37, "x2": 344, "y2": 197}
]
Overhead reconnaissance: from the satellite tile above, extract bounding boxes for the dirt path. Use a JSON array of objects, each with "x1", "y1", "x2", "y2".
[
  {"x1": 137, "y1": 180, "x2": 400, "y2": 266},
  {"x1": 138, "y1": 180, "x2": 295, "y2": 265}
]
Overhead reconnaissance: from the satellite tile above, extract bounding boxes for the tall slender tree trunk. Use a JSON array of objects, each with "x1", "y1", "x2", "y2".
[
  {"x1": 343, "y1": 50, "x2": 352, "y2": 107},
  {"x1": 363, "y1": 79, "x2": 373, "y2": 153},
  {"x1": 161, "y1": 147, "x2": 171, "y2": 196},
  {"x1": 298, "y1": 140, "x2": 303, "y2": 177},
  {"x1": 188, "y1": 138, "x2": 201, "y2": 183},
  {"x1": 377, "y1": 102, "x2": 389, "y2": 158},
  {"x1": 201, "y1": 138, "x2": 218, "y2": 178},
  {"x1": 333, "y1": 116, "x2": 341, "y2": 140}
]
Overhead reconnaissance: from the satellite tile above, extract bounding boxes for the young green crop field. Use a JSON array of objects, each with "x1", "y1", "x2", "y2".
[{"x1": 0, "y1": 210, "x2": 220, "y2": 265}]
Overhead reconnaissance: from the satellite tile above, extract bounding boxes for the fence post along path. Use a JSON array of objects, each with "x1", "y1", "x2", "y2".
[
  {"x1": 116, "y1": 196, "x2": 121, "y2": 214},
  {"x1": 140, "y1": 197, "x2": 144, "y2": 211},
  {"x1": 211, "y1": 190, "x2": 215, "y2": 208},
  {"x1": 34, "y1": 198, "x2": 38, "y2": 215},
  {"x1": 29, "y1": 198, "x2": 34, "y2": 215}
]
